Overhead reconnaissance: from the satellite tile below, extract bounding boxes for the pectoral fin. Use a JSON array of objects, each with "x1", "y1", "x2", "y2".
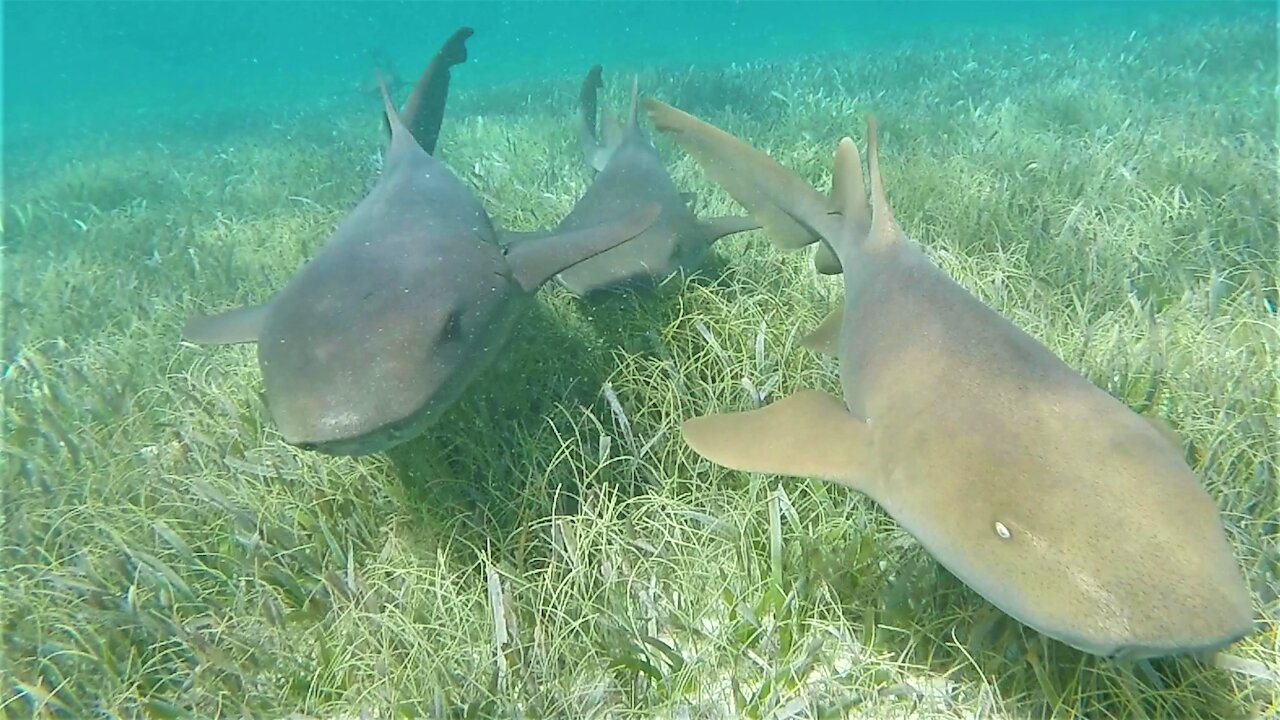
[
  {"x1": 813, "y1": 242, "x2": 843, "y2": 274},
  {"x1": 505, "y1": 204, "x2": 660, "y2": 292},
  {"x1": 700, "y1": 215, "x2": 761, "y2": 244},
  {"x1": 182, "y1": 303, "x2": 269, "y2": 345},
  {"x1": 1142, "y1": 413, "x2": 1185, "y2": 450},
  {"x1": 799, "y1": 307, "x2": 842, "y2": 356},
  {"x1": 496, "y1": 228, "x2": 554, "y2": 248},
  {"x1": 682, "y1": 389, "x2": 875, "y2": 493}
]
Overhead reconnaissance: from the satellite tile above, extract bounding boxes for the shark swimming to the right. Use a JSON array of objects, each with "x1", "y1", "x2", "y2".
[
  {"x1": 181, "y1": 28, "x2": 658, "y2": 456},
  {"x1": 526, "y1": 66, "x2": 759, "y2": 297},
  {"x1": 645, "y1": 98, "x2": 1255, "y2": 660}
]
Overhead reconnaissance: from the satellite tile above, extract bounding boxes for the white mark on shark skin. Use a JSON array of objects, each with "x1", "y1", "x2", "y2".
[
  {"x1": 321, "y1": 410, "x2": 364, "y2": 434},
  {"x1": 994, "y1": 521, "x2": 1012, "y2": 539}
]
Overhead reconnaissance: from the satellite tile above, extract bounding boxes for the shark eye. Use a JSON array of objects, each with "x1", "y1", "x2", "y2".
[{"x1": 994, "y1": 521, "x2": 1012, "y2": 540}]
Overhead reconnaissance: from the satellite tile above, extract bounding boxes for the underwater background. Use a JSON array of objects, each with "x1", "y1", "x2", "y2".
[
  {"x1": 5, "y1": 1, "x2": 1272, "y2": 158},
  {"x1": 4, "y1": 1, "x2": 1278, "y2": 718}
]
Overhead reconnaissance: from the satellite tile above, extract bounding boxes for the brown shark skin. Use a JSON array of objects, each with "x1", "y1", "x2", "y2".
[
  {"x1": 181, "y1": 29, "x2": 658, "y2": 456},
  {"x1": 551, "y1": 66, "x2": 758, "y2": 297},
  {"x1": 645, "y1": 99, "x2": 1255, "y2": 660}
]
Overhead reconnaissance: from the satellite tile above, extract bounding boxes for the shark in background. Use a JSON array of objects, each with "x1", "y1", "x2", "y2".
[{"x1": 504, "y1": 66, "x2": 759, "y2": 298}]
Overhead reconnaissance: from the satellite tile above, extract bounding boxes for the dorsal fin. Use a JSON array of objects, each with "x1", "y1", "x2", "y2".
[
  {"x1": 831, "y1": 137, "x2": 870, "y2": 237},
  {"x1": 578, "y1": 65, "x2": 606, "y2": 172},
  {"x1": 601, "y1": 107, "x2": 624, "y2": 150},
  {"x1": 580, "y1": 65, "x2": 603, "y2": 144},
  {"x1": 865, "y1": 115, "x2": 904, "y2": 250},
  {"x1": 815, "y1": 137, "x2": 870, "y2": 274},
  {"x1": 399, "y1": 26, "x2": 473, "y2": 155},
  {"x1": 377, "y1": 72, "x2": 421, "y2": 165},
  {"x1": 627, "y1": 74, "x2": 640, "y2": 130}
]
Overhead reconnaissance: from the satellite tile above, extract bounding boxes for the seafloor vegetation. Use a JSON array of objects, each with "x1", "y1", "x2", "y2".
[{"x1": 2, "y1": 10, "x2": 1276, "y2": 720}]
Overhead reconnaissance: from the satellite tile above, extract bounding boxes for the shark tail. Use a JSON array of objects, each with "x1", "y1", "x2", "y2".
[
  {"x1": 643, "y1": 99, "x2": 901, "y2": 270},
  {"x1": 642, "y1": 98, "x2": 834, "y2": 251}
]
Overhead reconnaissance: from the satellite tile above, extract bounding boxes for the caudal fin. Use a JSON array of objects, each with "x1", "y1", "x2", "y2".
[
  {"x1": 644, "y1": 99, "x2": 830, "y2": 250},
  {"x1": 644, "y1": 99, "x2": 903, "y2": 270}
]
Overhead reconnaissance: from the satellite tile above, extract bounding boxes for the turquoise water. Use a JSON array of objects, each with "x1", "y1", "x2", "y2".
[{"x1": 4, "y1": 0, "x2": 1270, "y2": 153}]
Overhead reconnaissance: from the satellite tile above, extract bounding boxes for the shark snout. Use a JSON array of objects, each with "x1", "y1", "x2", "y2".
[
  {"x1": 274, "y1": 406, "x2": 371, "y2": 452},
  {"x1": 277, "y1": 414, "x2": 398, "y2": 456}
]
